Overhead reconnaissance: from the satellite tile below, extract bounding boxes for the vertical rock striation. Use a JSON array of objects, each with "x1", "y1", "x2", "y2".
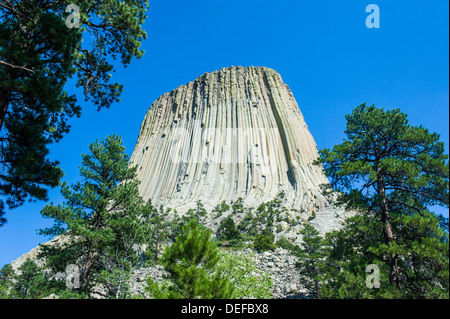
[{"x1": 130, "y1": 66, "x2": 330, "y2": 216}]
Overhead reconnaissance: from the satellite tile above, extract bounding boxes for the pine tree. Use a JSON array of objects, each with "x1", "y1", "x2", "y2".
[
  {"x1": 146, "y1": 219, "x2": 235, "y2": 299},
  {"x1": 145, "y1": 202, "x2": 170, "y2": 262},
  {"x1": 39, "y1": 135, "x2": 153, "y2": 298},
  {"x1": 0, "y1": 263, "x2": 14, "y2": 298},
  {"x1": 0, "y1": 1, "x2": 150, "y2": 225},
  {"x1": 212, "y1": 200, "x2": 230, "y2": 218},
  {"x1": 295, "y1": 223, "x2": 326, "y2": 298},
  {"x1": 315, "y1": 104, "x2": 449, "y2": 298},
  {"x1": 8, "y1": 259, "x2": 57, "y2": 299},
  {"x1": 216, "y1": 215, "x2": 242, "y2": 246},
  {"x1": 319, "y1": 214, "x2": 392, "y2": 299},
  {"x1": 231, "y1": 197, "x2": 246, "y2": 215},
  {"x1": 253, "y1": 228, "x2": 276, "y2": 252}
]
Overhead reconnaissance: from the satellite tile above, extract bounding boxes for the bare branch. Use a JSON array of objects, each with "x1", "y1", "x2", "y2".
[{"x1": 0, "y1": 60, "x2": 34, "y2": 73}]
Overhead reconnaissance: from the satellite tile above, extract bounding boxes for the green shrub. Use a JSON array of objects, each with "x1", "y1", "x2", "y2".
[
  {"x1": 146, "y1": 219, "x2": 235, "y2": 299},
  {"x1": 253, "y1": 229, "x2": 276, "y2": 252},
  {"x1": 212, "y1": 201, "x2": 230, "y2": 218},
  {"x1": 216, "y1": 216, "x2": 242, "y2": 246},
  {"x1": 276, "y1": 237, "x2": 302, "y2": 256},
  {"x1": 218, "y1": 251, "x2": 273, "y2": 298}
]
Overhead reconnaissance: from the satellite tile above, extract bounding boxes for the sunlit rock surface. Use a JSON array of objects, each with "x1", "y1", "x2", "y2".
[{"x1": 130, "y1": 66, "x2": 331, "y2": 216}]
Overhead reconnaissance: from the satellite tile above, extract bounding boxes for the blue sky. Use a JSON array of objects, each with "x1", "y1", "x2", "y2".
[{"x1": 0, "y1": 0, "x2": 448, "y2": 267}]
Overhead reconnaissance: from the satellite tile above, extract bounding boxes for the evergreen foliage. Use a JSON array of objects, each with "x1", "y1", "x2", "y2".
[
  {"x1": 237, "y1": 210, "x2": 258, "y2": 237},
  {"x1": 235, "y1": 192, "x2": 290, "y2": 240},
  {"x1": 216, "y1": 215, "x2": 242, "y2": 246},
  {"x1": 9, "y1": 259, "x2": 53, "y2": 299},
  {"x1": 0, "y1": 263, "x2": 14, "y2": 298},
  {"x1": 253, "y1": 228, "x2": 276, "y2": 252},
  {"x1": 295, "y1": 223, "x2": 326, "y2": 298},
  {"x1": 275, "y1": 237, "x2": 302, "y2": 256},
  {"x1": 146, "y1": 219, "x2": 235, "y2": 299},
  {"x1": 144, "y1": 202, "x2": 170, "y2": 263},
  {"x1": 0, "y1": 259, "x2": 68, "y2": 299},
  {"x1": 315, "y1": 104, "x2": 449, "y2": 298},
  {"x1": 231, "y1": 197, "x2": 245, "y2": 215},
  {"x1": 38, "y1": 135, "x2": 153, "y2": 298},
  {"x1": 212, "y1": 200, "x2": 230, "y2": 218},
  {"x1": 0, "y1": 0, "x2": 150, "y2": 225}
]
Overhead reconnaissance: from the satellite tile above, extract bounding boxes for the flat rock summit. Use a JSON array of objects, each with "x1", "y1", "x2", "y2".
[{"x1": 130, "y1": 66, "x2": 331, "y2": 216}]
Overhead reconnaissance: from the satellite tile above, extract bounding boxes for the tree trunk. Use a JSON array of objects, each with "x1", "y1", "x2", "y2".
[
  {"x1": 81, "y1": 248, "x2": 96, "y2": 290},
  {"x1": 378, "y1": 176, "x2": 401, "y2": 290},
  {"x1": 314, "y1": 278, "x2": 320, "y2": 299},
  {"x1": 0, "y1": 86, "x2": 12, "y2": 131}
]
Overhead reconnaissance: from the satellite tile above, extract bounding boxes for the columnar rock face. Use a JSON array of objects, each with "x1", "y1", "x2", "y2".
[{"x1": 130, "y1": 66, "x2": 330, "y2": 216}]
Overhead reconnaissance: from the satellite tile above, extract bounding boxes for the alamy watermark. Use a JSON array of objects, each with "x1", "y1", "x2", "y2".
[
  {"x1": 55, "y1": 264, "x2": 80, "y2": 289},
  {"x1": 365, "y1": 264, "x2": 381, "y2": 289},
  {"x1": 64, "y1": 4, "x2": 380, "y2": 30},
  {"x1": 366, "y1": 4, "x2": 380, "y2": 29},
  {"x1": 65, "y1": 4, "x2": 80, "y2": 29}
]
